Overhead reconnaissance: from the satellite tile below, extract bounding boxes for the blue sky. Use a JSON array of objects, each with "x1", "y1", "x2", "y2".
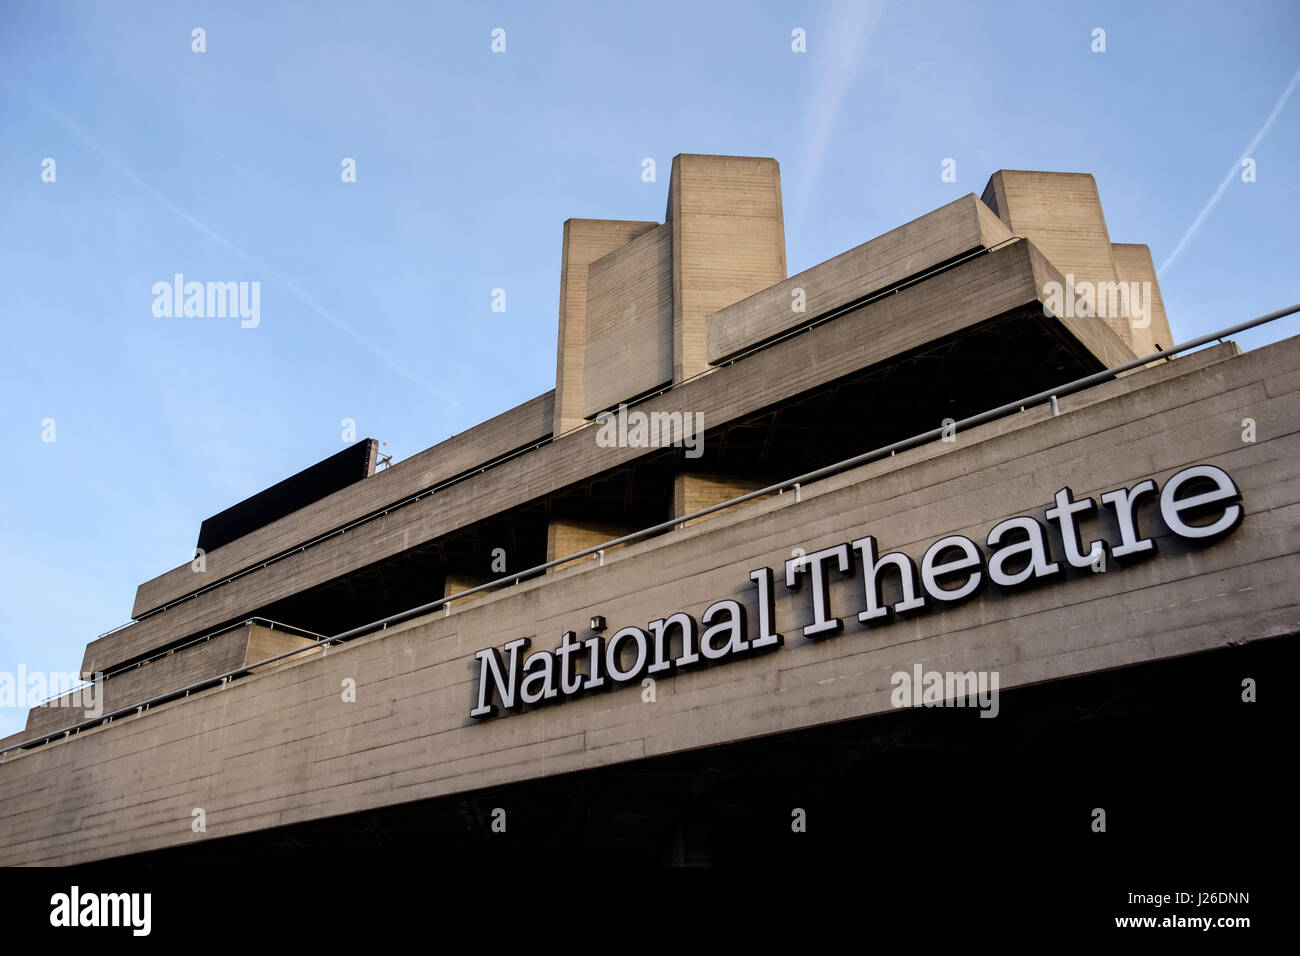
[{"x1": 1, "y1": 0, "x2": 1297, "y2": 736}]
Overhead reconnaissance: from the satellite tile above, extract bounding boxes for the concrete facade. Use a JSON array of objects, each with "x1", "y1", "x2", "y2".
[
  {"x1": 2, "y1": 155, "x2": 1293, "y2": 866},
  {"x1": 582, "y1": 223, "x2": 674, "y2": 418},
  {"x1": 668, "y1": 154, "x2": 786, "y2": 382},
  {"x1": 981, "y1": 170, "x2": 1174, "y2": 353},
  {"x1": 554, "y1": 220, "x2": 657, "y2": 435},
  {"x1": 82, "y1": 236, "x2": 1135, "y2": 678}
]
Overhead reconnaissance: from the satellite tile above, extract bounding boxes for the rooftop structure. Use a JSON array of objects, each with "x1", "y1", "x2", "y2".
[{"x1": 1, "y1": 155, "x2": 1293, "y2": 867}]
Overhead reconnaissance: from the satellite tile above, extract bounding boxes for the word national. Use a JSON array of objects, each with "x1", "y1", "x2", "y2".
[
  {"x1": 470, "y1": 463, "x2": 1244, "y2": 719},
  {"x1": 594, "y1": 403, "x2": 704, "y2": 458}
]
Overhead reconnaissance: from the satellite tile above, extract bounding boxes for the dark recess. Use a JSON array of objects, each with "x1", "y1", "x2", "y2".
[{"x1": 103, "y1": 636, "x2": 1297, "y2": 876}]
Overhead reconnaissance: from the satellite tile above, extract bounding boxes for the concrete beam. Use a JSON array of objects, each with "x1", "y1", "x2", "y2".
[{"x1": 706, "y1": 193, "x2": 1012, "y2": 364}]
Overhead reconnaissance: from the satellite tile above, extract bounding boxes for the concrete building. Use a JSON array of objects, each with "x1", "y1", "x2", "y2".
[{"x1": 1, "y1": 155, "x2": 1294, "y2": 867}]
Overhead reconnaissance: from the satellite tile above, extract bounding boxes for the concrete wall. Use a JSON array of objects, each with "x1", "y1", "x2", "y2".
[
  {"x1": 1112, "y1": 242, "x2": 1175, "y2": 355},
  {"x1": 115, "y1": 164, "x2": 1155, "y2": 676},
  {"x1": 981, "y1": 170, "x2": 1119, "y2": 306},
  {"x1": 443, "y1": 574, "x2": 494, "y2": 607},
  {"x1": 553, "y1": 219, "x2": 659, "y2": 435},
  {"x1": 546, "y1": 518, "x2": 636, "y2": 573},
  {"x1": 82, "y1": 239, "x2": 1129, "y2": 676},
  {"x1": 3, "y1": 333, "x2": 1294, "y2": 865},
  {"x1": 705, "y1": 193, "x2": 1012, "y2": 363},
  {"x1": 131, "y1": 392, "x2": 556, "y2": 619},
  {"x1": 242, "y1": 623, "x2": 322, "y2": 673},
  {"x1": 673, "y1": 472, "x2": 772, "y2": 526},
  {"x1": 582, "y1": 223, "x2": 674, "y2": 417},
  {"x1": 23, "y1": 622, "x2": 319, "y2": 738},
  {"x1": 980, "y1": 169, "x2": 1174, "y2": 352},
  {"x1": 669, "y1": 154, "x2": 786, "y2": 382}
]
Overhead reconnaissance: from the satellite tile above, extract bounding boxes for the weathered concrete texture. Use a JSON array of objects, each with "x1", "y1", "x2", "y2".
[
  {"x1": 125, "y1": 165, "x2": 1164, "y2": 642},
  {"x1": 981, "y1": 170, "x2": 1173, "y2": 351},
  {"x1": 673, "y1": 472, "x2": 772, "y2": 526},
  {"x1": 111, "y1": 163, "x2": 1160, "y2": 685},
  {"x1": 1024, "y1": 242, "x2": 1137, "y2": 372},
  {"x1": 583, "y1": 223, "x2": 674, "y2": 417},
  {"x1": 3, "y1": 332, "x2": 1295, "y2": 865},
  {"x1": 981, "y1": 170, "x2": 1119, "y2": 302},
  {"x1": 706, "y1": 193, "x2": 1013, "y2": 364},
  {"x1": 546, "y1": 518, "x2": 637, "y2": 573},
  {"x1": 82, "y1": 239, "x2": 1129, "y2": 677},
  {"x1": 1112, "y1": 242, "x2": 1175, "y2": 356},
  {"x1": 669, "y1": 155, "x2": 786, "y2": 382},
  {"x1": 243, "y1": 623, "x2": 321, "y2": 673},
  {"x1": 24, "y1": 622, "x2": 318, "y2": 738},
  {"x1": 553, "y1": 219, "x2": 659, "y2": 435},
  {"x1": 443, "y1": 574, "x2": 493, "y2": 607},
  {"x1": 131, "y1": 391, "x2": 556, "y2": 619}
]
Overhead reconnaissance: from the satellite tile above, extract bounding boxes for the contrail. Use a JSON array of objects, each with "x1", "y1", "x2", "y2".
[
  {"x1": 1159, "y1": 66, "x2": 1300, "y2": 277},
  {"x1": 23, "y1": 90, "x2": 458, "y2": 409},
  {"x1": 793, "y1": 0, "x2": 887, "y2": 236}
]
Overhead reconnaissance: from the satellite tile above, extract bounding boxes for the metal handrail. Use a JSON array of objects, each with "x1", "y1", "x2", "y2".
[
  {"x1": 3, "y1": 301, "x2": 1296, "y2": 760},
  {"x1": 24, "y1": 618, "x2": 327, "y2": 709}
]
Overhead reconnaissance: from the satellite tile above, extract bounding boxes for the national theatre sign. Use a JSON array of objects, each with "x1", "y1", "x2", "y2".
[{"x1": 470, "y1": 464, "x2": 1244, "y2": 719}]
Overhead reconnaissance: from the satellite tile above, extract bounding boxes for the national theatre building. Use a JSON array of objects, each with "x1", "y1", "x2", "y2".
[{"x1": 2, "y1": 156, "x2": 1296, "y2": 871}]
